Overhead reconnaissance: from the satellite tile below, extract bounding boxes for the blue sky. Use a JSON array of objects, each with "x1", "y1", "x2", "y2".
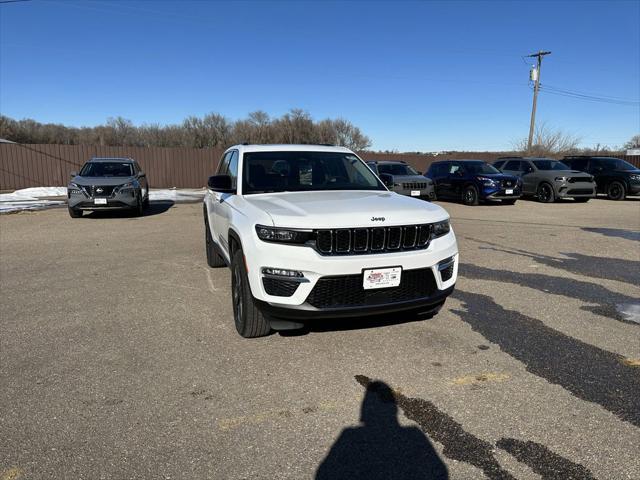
[{"x1": 1, "y1": 0, "x2": 638, "y2": 151}]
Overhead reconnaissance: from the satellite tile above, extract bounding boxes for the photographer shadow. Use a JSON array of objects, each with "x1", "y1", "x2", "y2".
[{"x1": 316, "y1": 381, "x2": 448, "y2": 480}]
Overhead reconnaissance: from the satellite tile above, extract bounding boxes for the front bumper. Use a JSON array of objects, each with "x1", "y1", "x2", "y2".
[
  {"x1": 555, "y1": 181, "x2": 597, "y2": 198},
  {"x1": 483, "y1": 186, "x2": 522, "y2": 200},
  {"x1": 244, "y1": 228, "x2": 458, "y2": 311},
  {"x1": 68, "y1": 189, "x2": 139, "y2": 209},
  {"x1": 393, "y1": 185, "x2": 436, "y2": 200},
  {"x1": 628, "y1": 182, "x2": 640, "y2": 195},
  {"x1": 258, "y1": 284, "x2": 454, "y2": 319}
]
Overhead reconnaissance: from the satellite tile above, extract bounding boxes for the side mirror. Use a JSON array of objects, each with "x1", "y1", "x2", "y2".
[
  {"x1": 70, "y1": 171, "x2": 78, "y2": 178},
  {"x1": 379, "y1": 173, "x2": 394, "y2": 188},
  {"x1": 138, "y1": 171, "x2": 145, "y2": 177},
  {"x1": 207, "y1": 174, "x2": 235, "y2": 193}
]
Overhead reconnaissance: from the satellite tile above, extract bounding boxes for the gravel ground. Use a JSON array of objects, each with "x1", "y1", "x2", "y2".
[{"x1": 1, "y1": 198, "x2": 639, "y2": 479}]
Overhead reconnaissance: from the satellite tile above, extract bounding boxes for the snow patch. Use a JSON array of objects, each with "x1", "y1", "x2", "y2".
[
  {"x1": 616, "y1": 303, "x2": 640, "y2": 325},
  {"x1": 0, "y1": 187, "x2": 206, "y2": 214}
]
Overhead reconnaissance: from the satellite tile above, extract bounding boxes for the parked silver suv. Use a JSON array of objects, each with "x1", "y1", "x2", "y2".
[
  {"x1": 68, "y1": 157, "x2": 149, "y2": 217},
  {"x1": 495, "y1": 157, "x2": 596, "y2": 203},
  {"x1": 366, "y1": 160, "x2": 435, "y2": 200}
]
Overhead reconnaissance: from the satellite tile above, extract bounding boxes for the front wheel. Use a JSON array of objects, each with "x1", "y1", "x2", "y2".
[
  {"x1": 231, "y1": 249, "x2": 271, "y2": 338},
  {"x1": 536, "y1": 182, "x2": 555, "y2": 203},
  {"x1": 133, "y1": 195, "x2": 144, "y2": 217},
  {"x1": 462, "y1": 185, "x2": 479, "y2": 206},
  {"x1": 68, "y1": 207, "x2": 82, "y2": 218},
  {"x1": 606, "y1": 181, "x2": 626, "y2": 200}
]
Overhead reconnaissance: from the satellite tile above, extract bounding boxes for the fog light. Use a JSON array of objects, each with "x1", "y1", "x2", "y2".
[
  {"x1": 262, "y1": 267, "x2": 304, "y2": 278},
  {"x1": 438, "y1": 257, "x2": 455, "y2": 282}
]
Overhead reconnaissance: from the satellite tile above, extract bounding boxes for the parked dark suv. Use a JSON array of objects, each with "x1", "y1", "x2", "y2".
[
  {"x1": 494, "y1": 157, "x2": 596, "y2": 203},
  {"x1": 425, "y1": 160, "x2": 521, "y2": 206},
  {"x1": 562, "y1": 156, "x2": 640, "y2": 200},
  {"x1": 366, "y1": 160, "x2": 435, "y2": 200}
]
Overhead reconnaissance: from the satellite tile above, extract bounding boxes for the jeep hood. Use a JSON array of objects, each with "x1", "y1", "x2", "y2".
[{"x1": 243, "y1": 190, "x2": 448, "y2": 229}]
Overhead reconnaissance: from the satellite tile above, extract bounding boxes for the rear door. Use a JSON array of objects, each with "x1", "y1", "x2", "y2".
[
  {"x1": 430, "y1": 163, "x2": 450, "y2": 198},
  {"x1": 215, "y1": 150, "x2": 239, "y2": 256}
]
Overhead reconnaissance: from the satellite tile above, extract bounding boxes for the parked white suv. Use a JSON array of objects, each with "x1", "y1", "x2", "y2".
[{"x1": 203, "y1": 144, "x2": 458, "y2": 337}]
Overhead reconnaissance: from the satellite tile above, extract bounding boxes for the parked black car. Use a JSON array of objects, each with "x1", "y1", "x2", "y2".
[
  {"x1": 494, "y1": 157, "x2": 596, "y2": 203},
  {"x1": 366, "y1": 160, "x2": 436, "y2": 200},
  {"x1": 562, "y1": 156, "x2": 640, "y2": 200},
  {"x1": 425, "y1": 160, "x2": 521, "y2": 206}
]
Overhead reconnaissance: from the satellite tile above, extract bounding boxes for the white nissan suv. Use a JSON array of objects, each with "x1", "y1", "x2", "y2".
[{"x1": 203, "y1": 144, "x2": 458, "y2": 337}]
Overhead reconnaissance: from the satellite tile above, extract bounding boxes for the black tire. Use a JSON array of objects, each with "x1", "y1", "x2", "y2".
[
  {"x1": 606, "y1": 181, "x2": 626, "y2": 201},
  {"x1": 143, "y1": 192, "x2": 150, "y2": 208},
  {"x1": 231, "y1": 249, "x2": 271, "y2": 338},
  {"x1": 68, "y1": 207, "x2": 82, "y2": 218},
  {"x1": 502, "y1": 199, "x2": 517, "y2": 205},
  {"x1": 204, "y1": 216, "x2": 225, "y2": 268},
  {"x1": 573, "y1": 198, "x2": 590, "y2": 203},
  {"x1": 133, "y1": 195, "x2": 144, "y2": 217},
  {"x1": 536, "y1": 182, "x2": 555, "y2": 203},
  {"x1": 462, "y1": 185, "x2": 479, "y2": 206}
]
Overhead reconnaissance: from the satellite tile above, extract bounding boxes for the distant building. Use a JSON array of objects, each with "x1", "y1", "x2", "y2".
[{"x1": 627, "y1": 148, "x2": 640, "y2": 156}]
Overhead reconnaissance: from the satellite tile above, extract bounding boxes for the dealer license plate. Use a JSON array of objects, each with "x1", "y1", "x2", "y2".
[
  {"x1": 94, "y1": 198, "x2": 107, "y2": 205},
  {"x1": 505, "y1": 189, "x2": 514, "y2": 195},
  {"x1": 410, "y1": 190, "x2": 421, "y2": 197},
  {"x1": 363, "y1": 267, "x2": 402, "y2": 290}
]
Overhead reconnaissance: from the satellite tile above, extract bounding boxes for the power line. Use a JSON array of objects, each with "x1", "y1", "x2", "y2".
[
  {"x1": 537, "y1": 85, "x2": 640, "y2": 106},
  {"x1": 540, "y1": 84, "x2": 639, "y2": 104}
]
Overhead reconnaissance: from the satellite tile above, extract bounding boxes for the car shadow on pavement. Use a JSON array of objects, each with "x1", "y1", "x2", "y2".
[
  {"x1": 458, "y1": 263, "x2": 639, "y2": 325},
  {"x1": 581, "y1": 227, "x2": 640, "y2": 242},
  {"x1": 315, "y1": 379, "x2": 449, "y2": 480},
  {"x1": 278, "y1": 308, "x2": 440, "y2": 336},
  {"x1": 451, "y1": 289, "x2": 640, "y2": 428},
  {"x1": 465, "y1": 237, "x2": 640, "y2": 285},
  {"x1": 83, "y1": 200, "x2": 175, "y2": 219}
]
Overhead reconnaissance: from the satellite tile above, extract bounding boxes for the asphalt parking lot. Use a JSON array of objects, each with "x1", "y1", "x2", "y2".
[{"x1": 1, "y1": 198, "x2": 639, "y2": 480}]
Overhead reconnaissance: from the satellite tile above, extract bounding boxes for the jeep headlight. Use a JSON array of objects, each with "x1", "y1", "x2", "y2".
[
  {"x1": 477, "y1": 176, "x2": 497, "y2": 186},
  {"x1": 555, "y1": 176, "x2": 568, "y2": 182},
  {"x1": 255, "y1": 225, "x2": 313, "y2": 244},
  {"x1": 432, "y1": 219, "x2": 450, "y2": 238}
]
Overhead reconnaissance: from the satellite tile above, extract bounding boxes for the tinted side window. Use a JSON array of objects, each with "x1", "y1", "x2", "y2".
[
  {"x1": 568, "y1": 158, "x2": 588, "y2": 171},
  {"x1": 227, "y1": 151, "x2": 239, "y2": 188},
  {"x1": 504, "y1": 160, "x2": 521, "y2": 171},
  {"x1": 217, "y1": 152, "x2": 232, "y2": 175},
  {"x1": 494, "y1": 160, "x2": 505, "y2": 169},
  {"x1": 449, "y1": 163, "x2": 461, "y2": 174}
]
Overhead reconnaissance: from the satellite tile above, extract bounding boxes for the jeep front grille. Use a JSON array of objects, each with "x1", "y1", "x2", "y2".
[
  {"x1": 314, "y1": 224, "x2": 433, "y2": 255},
  {"x1": 306, "y1": 267, "x2": 437, "y2": 309},
  {"x1": 402, "y1": 182, "x2": 427, "y2": 189}
]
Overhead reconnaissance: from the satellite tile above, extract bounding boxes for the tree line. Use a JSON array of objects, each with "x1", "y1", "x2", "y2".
[{"x1": 0, "y1": 109, "x2": 372, "y2": 151}]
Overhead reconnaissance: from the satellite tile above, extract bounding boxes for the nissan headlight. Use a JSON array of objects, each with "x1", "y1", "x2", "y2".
[
  {"x1": 477, "y1": 176, "x2": 497, "y2": 186},
  {"x1": 431, "y1": 219, "x2": 450, "y2": 238},
  {"x1": 630, "y1": 174, "x2": 640, "y2": 181},
  {"x1": 255, "y1": 225, "x2": 313, "y2": 244},
  {"x1": 117, "y1": 181, "x2": 139, "y2": 193},
  {"x1": 68, "y1": 183, "x2": 84, "y2": 195}
]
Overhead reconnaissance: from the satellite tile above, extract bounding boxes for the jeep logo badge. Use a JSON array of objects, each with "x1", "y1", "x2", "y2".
[{"x1": 371, "y1": 217, "x2": 385, "y2": 222}]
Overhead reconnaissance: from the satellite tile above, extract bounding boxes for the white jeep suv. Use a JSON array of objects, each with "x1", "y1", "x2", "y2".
[{"x1": 203, "y1": 144, "x2": 458, "y2": 337}]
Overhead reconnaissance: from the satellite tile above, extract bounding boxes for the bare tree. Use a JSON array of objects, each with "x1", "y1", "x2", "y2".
[
  {"x1": 624, "y1": 134, "x2": 640, "y2": 150},
  {"x1": 514, "y1": 122, "x2": 581, "y2": 156}
]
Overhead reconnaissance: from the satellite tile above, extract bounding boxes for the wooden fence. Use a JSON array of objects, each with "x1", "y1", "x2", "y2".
[
  {"x1": 1, "y1": 143, "x2": 638, "y2": 190},
  {"x1": 0, "y1": 144, "x2": 224, "y2": 190}
]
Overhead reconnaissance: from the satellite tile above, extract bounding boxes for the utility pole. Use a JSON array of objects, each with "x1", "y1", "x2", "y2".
[{"x1": 527, "y1": 50, "x2": 551, "y2": 152}]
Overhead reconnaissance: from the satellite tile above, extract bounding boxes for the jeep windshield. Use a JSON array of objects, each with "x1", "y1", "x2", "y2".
[
  {"x1": 532, "y1": 160, "x2": 570, "y2": 171},
  {"x1": 377, "y1": 163, "x2": 419, "y2": 176},
  {"x1": 242, "y1": 151, "x2": 386, "y2": 194},
  {"x1": 79, "y1": 162, "x2": 133, "y2": 177}
]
